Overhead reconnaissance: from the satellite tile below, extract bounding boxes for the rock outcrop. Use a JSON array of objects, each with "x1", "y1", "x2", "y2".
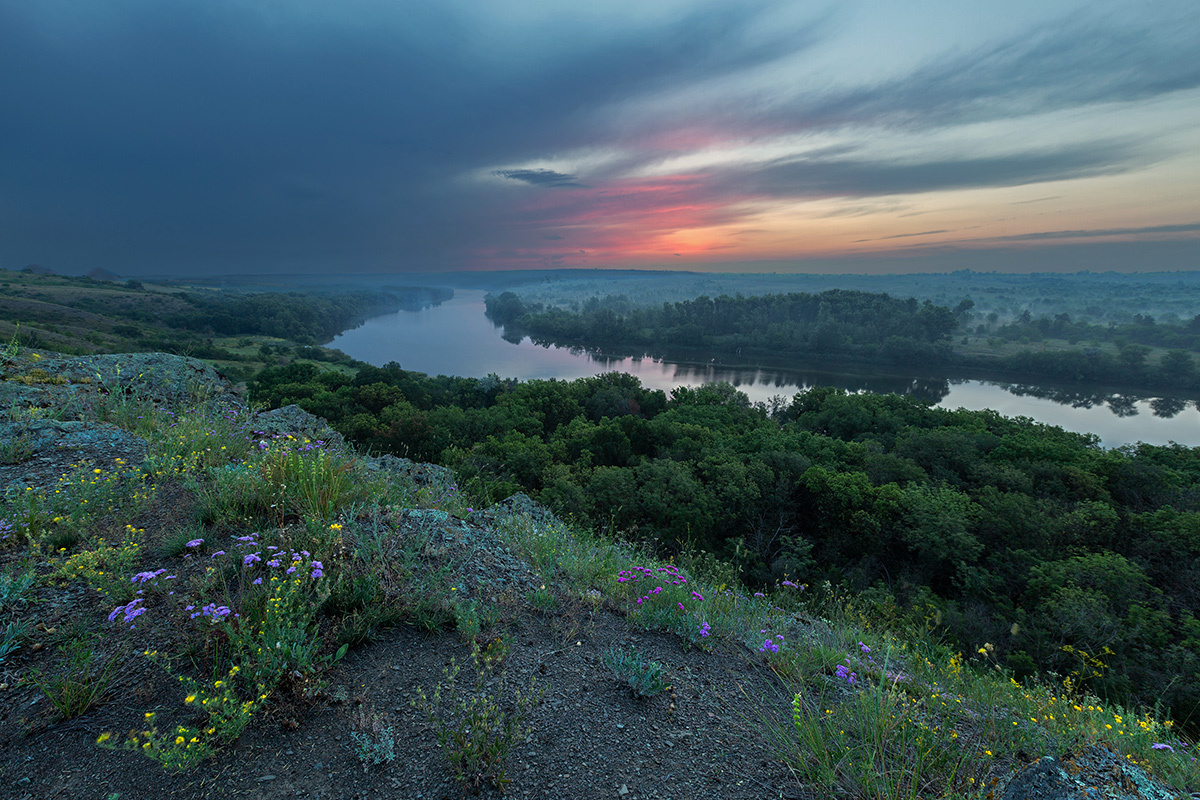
[{"x1": 997, "y1": 745, "x2": 1186, "y2": 800}]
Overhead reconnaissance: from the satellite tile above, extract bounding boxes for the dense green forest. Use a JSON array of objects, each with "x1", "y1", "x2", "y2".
[
  {"x1": 249, "y1": 360, "x2": 1200, "y2": 731},
  {"x1": 486, "y1": 289, "x2": 1200, "y2": 391}
]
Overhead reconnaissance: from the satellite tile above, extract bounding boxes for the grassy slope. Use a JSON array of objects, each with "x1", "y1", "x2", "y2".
[
  {"x1": 0, "y1": 269, "x2": 352, "y2": 386},
  {"x1": 0, "y1": 348, "x2": 1195, "y2": 798}
]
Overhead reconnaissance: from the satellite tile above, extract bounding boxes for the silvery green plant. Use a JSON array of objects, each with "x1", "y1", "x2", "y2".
[
  {"x1": 602, "y1": 645, "x2": 668, "y2": 698},
  {"x1": 349, "y1": 706, "x2": 396, "y2": 766}
]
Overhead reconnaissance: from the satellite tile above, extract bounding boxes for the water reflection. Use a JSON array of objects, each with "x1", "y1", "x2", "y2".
[
  {"x1": 330, "y1": 290, "x2": 1200, "y2": 448},
  {"x1": 1150, "y1": 396, "x2": 1190, "y2": 418},
  {"x1": 998, "y1": 383, "x2": 1196, "y2": 419}
]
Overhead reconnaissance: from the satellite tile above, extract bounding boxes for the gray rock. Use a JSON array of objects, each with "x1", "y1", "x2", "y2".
[
  {"x1": 469, "y1": 492, "x2": 563, "y2": 529},
  {"x1": 0, "y1": 419, "x2": 148, "y2": 492},
  {"x1": 251, "y1": 404, "x2": 345, "y2": 450},
  {"x1": 364, "y1": 453, "x2": 456, "y2": 488},
  {"x1": 1000, "y1": 746, "x2": 1184, "y2": 800}
]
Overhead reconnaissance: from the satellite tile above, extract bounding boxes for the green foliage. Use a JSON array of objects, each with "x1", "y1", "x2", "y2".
[
  {"x1": 348, "y1": 705, "x2": 396, "y2": 766},
  {"x1": 602, "y1": 646, "x2": 669, "y2": 698},
  {"x1": 491, "y1": 289, "x2": 960, "y2": 365},
  {"x1": 29, "y1": 638, "x2": 119, "y2": 720},
  {"x1": 412, "y1": 642, "x2": 544, "y2": 793},
  {"x1": 244, "y1": 352, "x2": 1200, "y2": 730}
]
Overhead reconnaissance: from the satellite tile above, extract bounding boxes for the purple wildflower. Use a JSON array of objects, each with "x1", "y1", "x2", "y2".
[
  {"x1": 243, "y1": 552, "x2": 261, "y2": 565},
  {"x1": 210, "y1": 550, "x2": 225, "y2": 558},
  {"x1": 859, "y1": 642, "x2": 871, "y2": 654},
  {"x1": 759, "y1": 639, "x2": 780, "y2": 654},
  {"x1": 131, "y1": 568, "x2": 167, "y2": 584},
  {"x1": 692, "y1": 591, "x2": 705, "y2": 601},
  {"x1": 1151, "y1": 743, "x2": 1174, "y2": 752},
  {"x1": 108, "y1": 598, "x2": 147, "y2": 624},
  {"x1": 185, "y1": 539, "x2": 204, "y2": 548}
]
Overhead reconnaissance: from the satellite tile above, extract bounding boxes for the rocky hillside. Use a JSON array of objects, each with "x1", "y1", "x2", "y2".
[{"x1": 0, "y1": 350, "x2": 1193, "y2": 799}]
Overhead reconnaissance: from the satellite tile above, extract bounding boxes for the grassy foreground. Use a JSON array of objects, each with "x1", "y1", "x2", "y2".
[{"x1": 1, "y1": 357, "x2": 1196, "y2": 797}]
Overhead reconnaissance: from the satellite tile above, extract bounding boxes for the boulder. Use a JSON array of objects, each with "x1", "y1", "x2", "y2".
[{"x1": 999, "y1": 745, "x2": 1186, "y2": 800}]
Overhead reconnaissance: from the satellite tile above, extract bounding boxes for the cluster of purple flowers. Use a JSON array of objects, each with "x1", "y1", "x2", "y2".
[
  {"x1": 187, "y1": 602, "x2": 233, "y2": 621},
  {"x1": 109, "y1": 530, "x2": 326, "y2": 631},
  {"x1": 836, "y1": 659, "x2": 858, "y2": 685},
  {"x1": 759, "y1": 631, "x2": 785, "y2": 653},
  {"x1": 617, "y1": 564, "x2": 688, "y2": 587},
  {"x1": 698, "y1": 621, "x2": 711, "y2": 638},
  {"x1": 108, "y1": 598, "x2": 148, "y2": 625},
  {"x1": 131, "y1": 568, "x2": 174, "y2": 584}
]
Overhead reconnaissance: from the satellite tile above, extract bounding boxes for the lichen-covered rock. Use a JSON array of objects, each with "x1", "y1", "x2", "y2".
[
  {"x1": 1, "y1": 351, "x2": 235, "y2": 418},
  {"x1": 469, "y1": 492, "x2": 563, "y2": 529},
  {"x1": 364, "y1": 453, "x2": 456, "y2": 488},
  {"x1": 250, "y1": 404, "x2": 345, "y2": 450},
  {"x1": 999, "y1": 745, "x2": 1185, "y2": 800},
  {"x1": 0, "y1": 419, "x2": 148, "y2": 492}
]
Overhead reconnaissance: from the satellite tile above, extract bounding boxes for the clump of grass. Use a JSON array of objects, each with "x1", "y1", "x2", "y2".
[
  {"x1": 412, "y1": 641, "x2": 544, "y2": 793},
  {"x1": 0, "y1": 431, "x2": 35, "y2": 464},
  {"x1": 29, "y1": 638, "x2": 120, "y2": 720},
  {"x1": 527, "y1": 584, "x2": 558, "y2": 613},
  {"x1": 0, "y1": 618, "x2": 32, "y2": 664},
  {"x1": 603, "y1": 645, "x2": 669, "y2": 698},
  {"x1": 194, "y1": 440, "x2": 377, "y2": 526},
  {"x1": 0, "y1": 565, "x2": 38, "y2": 611}
]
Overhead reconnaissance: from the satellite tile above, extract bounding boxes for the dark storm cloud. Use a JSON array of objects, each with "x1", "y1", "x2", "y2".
[
  {"x1": 494, "y1": 169, "x2": 584, "y2": 188},
  {"x1": 0, "y1": 0, "x2": 803, "y2": 273}
]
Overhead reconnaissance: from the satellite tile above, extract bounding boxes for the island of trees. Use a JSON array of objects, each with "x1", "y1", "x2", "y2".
[{"x1": 485, "y1": 289, "x2": 1200, "y2": 392}]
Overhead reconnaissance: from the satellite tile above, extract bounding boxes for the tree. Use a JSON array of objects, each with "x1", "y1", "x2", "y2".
[{"x1": 1159, "y1": 349, "x2": 1197, "y2": 386}]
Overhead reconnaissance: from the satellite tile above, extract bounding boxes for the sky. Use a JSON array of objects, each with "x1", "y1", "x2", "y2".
[{"x1": 2, "y1": 0, "x2": 1198, "y2": 276}]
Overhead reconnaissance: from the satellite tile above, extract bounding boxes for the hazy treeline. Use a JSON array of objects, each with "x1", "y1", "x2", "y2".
[
  {"x1": 0, "y1": 268, "x2": 450, "y2": 364},
  {"x1": 162, "y1": 287, "x2": 450, "y2": 345},
  {"x1": 487, "y1": 290, "x2": 1200, "y2": 391},
  {"x1": 250, "y1": 361, "x2": 1200, "y2": 730},
  {"x1": 509, "y1": 269, "x2": 1200, "y2": 327}
]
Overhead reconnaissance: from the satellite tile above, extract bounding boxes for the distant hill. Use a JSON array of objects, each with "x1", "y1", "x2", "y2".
[{"x1": 85, "y1": 268, "x2": 121, "y2": 281}]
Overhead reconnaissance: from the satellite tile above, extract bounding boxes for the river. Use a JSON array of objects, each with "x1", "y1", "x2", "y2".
[{"x1": 331, "y1": 291, "x2": 1200, "y2": 449}]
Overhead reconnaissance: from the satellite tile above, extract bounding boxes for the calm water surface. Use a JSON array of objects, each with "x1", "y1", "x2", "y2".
[{"x1": 332, "y1": 291, "x2": 1200, "y2": 449}]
